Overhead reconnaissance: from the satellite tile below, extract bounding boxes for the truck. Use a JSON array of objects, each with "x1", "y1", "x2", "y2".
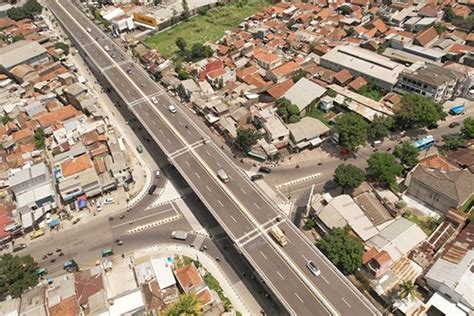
[
  {"x1": 217, "y1": 169, "x2": 229, "y2": 183},
  {"x1": 270, "y1": 226, "x2": 288, "y2": 247},
  {"x1": 171, "y1": 230, "x2": 188, "y2": 240}
]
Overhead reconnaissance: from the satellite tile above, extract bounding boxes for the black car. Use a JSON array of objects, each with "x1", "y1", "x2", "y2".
[
  {"x1": 148, "y1": 184, "x2": 157, "y2": 195},
  {"x1": 259, "y1": 166, "x2": 272, "y2": 174},
  {"x1": 251, "y1": 174, "x2": 264, "y2": 181},
  {"x1": 12, "y1": 243, "x2": 27, "y2": 252},
  {"x1": 449, "y1": 122, "x2": 460, "y2": 128}
]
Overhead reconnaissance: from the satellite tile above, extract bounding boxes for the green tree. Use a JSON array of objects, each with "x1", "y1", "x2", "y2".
[
  {"x1": 1, "y1": 114, "x2": 12, "y2": 124},
  {"x1": 7, "y1": 7, "x2": 26, "y2": 21},
  {"x1": 334, "y1": 113, "x2": 368, "y2": 151},
  {"x1": 367, "y1": 115, "x2": 393, "y2": 141},
  {"x1": 190, "y1": 43, "x2": 208, "y2": 60},
  {"x1": 33, "y1": 128, "x2": 46, "y2": 149},
  {"x1": 175, "y1": 37, "x2": 187, "y2": 52},
  {"x1": 164, "y1": 293, "x2": 201, "y2": 316},
  {"x1": 434, "y1": 22, "x2": 446, "y2": 34},
  {"x1": 234, "y1": 128, "x2": 261, "y2": 152},
  {"x1": 399, "y1": 280, "x2": 417, "y2": 300},
  {"x1": 304, "y1": 218, "x2": 317, "y2": 230},
  {"x1": 54, "y1": 42, "x2": 69, "y2": 55},
  {"x1": 461, "y1": 117, "x2": 474, "y2": 139},
  {"x1": 23, "y1": 0, "x2": 43, "y2": 17},
  {"x1": 292, "y1": 69, "x2": 308, "y2": 83},
  {"x1": 366, "y1": 152, "x2": 403, "y2": 190},
  {"x1": 154, "y1": 0, "x2": 162, "y2": 5},
  {"x1": 442, "y1": 134, "x2": 464, "y2": 150},
  {"x1": 394, "y1": 94, "x2": 446, "y2": 129},
  {"x1": 0, "y1": 254, "x2": 38, "y2": 300},
  {"x1": 444, "y1": 5, "x2": 454, "y2": 22},
  {"x1": 276, "y1": 97, "x2": 300, "y2": 123},
  {"x1": 334, "y1": 164, "x2": 366, "y2": 191},
  {"x1": 317, "y1": 228, "x2": 364, "y2": 275},
  {"x1": 12, "y1": 35, "x2": 25, "y2": 43},
  {"x1": 177, "y1": 69, "x2": 189, "y2": 80},
  {"x1": 338, "y1": 5, "x2": 352, "y2": 15},
  {"x1": 182, "y1": 0, "x2": 190, "y2": 19},
  {"x1": 393, "y1": 142, "x2": 419, "y2": 170}
]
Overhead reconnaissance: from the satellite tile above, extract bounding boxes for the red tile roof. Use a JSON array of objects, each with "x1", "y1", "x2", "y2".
[
  {"x1": 413, "y1": 26, "x2": 438, "y2": 47},
  {"x1": 371, "y1": 19, "x2": 388, "y2": 33},
  {"x1": 36, "y1": 105, "x2": 80, "y2": 128},
  {"x1": 349, "y1": 76, "x2": 368, "y2": 91},
  {"x1": 174, "y1": 264, "x2": 203, "y2": 292},
  {"x1": 271, "y1": 61, "x2": 300, "y2": 78},
  {"x1": 60, "y1": 154, "x2": 92, "y2": 178},
  {"x1": 74, "y1": 270, "x2": 104, "y2": 306},
  {"x1": 334, "y1": 69, "x2": 353, "y2": 85},
  {"x1": 12, "y1": 128, "x2": 33, "y2": 142},
  {"x1": 266, "y1": 79, "x2": 295, "y2": 99},
  {"x1": 236, "y1": 65, "x2": 258, "y2": 81},
  {"x1": 243, "y1": 73, "x2": 269, "y2": 88},
  {"x1": 49, "y1": 295, "x2": 80, "y2": 316}
]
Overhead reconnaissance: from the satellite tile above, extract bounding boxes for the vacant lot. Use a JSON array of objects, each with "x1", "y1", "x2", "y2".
[{"x1": 144, "y1": 0, "x2": 270, "y2": 58}]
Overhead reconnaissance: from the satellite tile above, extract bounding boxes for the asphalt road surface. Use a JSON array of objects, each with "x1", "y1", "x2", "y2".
[{"x1": 46, "y1": 1, "x2": 380, "y2": 314}]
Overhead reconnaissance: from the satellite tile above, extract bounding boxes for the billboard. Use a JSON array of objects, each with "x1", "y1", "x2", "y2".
[{"x1": 133, "y1": 12, "x2": 157, "y2": 27}]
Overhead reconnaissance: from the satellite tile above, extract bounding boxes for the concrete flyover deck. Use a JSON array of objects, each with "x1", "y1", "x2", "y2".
[{"x1": 46, "y1": 1, "x2": 380, "y2": 314}]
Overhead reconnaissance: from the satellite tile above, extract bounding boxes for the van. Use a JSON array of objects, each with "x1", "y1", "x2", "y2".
[
  {"x1": 171, "y1": 230, "x2": 188, "y2": 240},
  {"x1": 372, "y1": 140, "x2": 382, "y2": 147},
  {"x1": 217, "y1": 169, "x2": 229, "y2": 183},
  {"x1": 30, "y1": 228, "x2": 45, "y2": 240}
]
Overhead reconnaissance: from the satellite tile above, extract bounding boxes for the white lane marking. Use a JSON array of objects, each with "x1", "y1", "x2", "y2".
[
  {"x1": 321, "y1": 275, "x2": 330, "y2": 285},
  {"x1": 194, "y1": 172, "x2": 201, "y2": 179},
  {"x1": 259, "y1": 251, "x2": 267, "y2": 260},
  {"x1": 178, "y1": 121, "x2": 183, "y2": 126},
  {"x1": 185, "y1": 160, "x2": 190, "y2": 167},
  {"x1": 187, "y1": 129, "x2": 192, "y2": 135},
  {"x1": 205, "y1": 150, "x2": 211, "y2": 156},
  {"x1": 277, "y1": 271, "x2": 285, "y2": 280},
  {"x1": 217, "y1": 200, "x2": 224, "y2": 207},
  {"x1": 216, "y1": 162, "x2": 222, "y2": 168},
  {"x1": 151, "y1": 120, "x2": 156, "y2": 125},
  {"x1": 302, "y1": 254, "x2": 309, "y2": 262},
  {"x1": 253, "y1": 202, "x2": 261, "y2": 210},
  {"x1": 295, "y1": 292, "x2": 304, "y2": 303},
  {"x1": 167, "y1": 138, "x2": 172, "y2": 144},
  {"x1": 205, "y1": 185, "x2": 211, "y2": 192},
  {"x1": 230, "y1": 215, "x2": 237, "y2": 223},
  {"x1": 342, "y1": 298, "x2": 351, "y2": 308},
  {"x1": 240, "y1": 188, "x2": 246, "y2": 194},
  {"x1": 159, "y1": 129, "x2": 164, "y2": 135}
]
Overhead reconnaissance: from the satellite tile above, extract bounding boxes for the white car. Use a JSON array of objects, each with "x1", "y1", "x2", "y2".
[
  {"x1": 306, "y1": 261, "x2": 321, "y2": 276},
  {"x1": 168, "y1": 105, "x2": 177, "y2": 113},
  {"x1": 151, "y1": 96, "x2": 158, "y2": 104},
  {"x1": 96, "y1": 201, "x2": 102, "y2": 212},
  {"x1": 86, "y1": 27, "x2": 91, "y2": 33},
  {"x1": 155, "y1": 170, "x2": 161, "y2": 178},
  {"x1": 104, "y1": 198, "x2": 114, "y2": 205}
]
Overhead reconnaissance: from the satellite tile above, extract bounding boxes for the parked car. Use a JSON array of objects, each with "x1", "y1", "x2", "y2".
[
  {"x1": 12, "y1": 243, "x2": 27, "y2": 252},
  {"x1": 104, "y1": 198, "x2": 114, "y2": 205},
  {"x1": 259, "y1": 166, "x2": 272, "y2": 174},
  {"x1": 96, "y1": 201, "x2": 102, "y2": 212},
  {"x1": 151, "y1": 96, "x2": 158, "y2": 104},
  {"x1": 30, "y1": 229, "x2": 45, "y2": 240},
  {"x1": 251, "y1": 174, "x2": 264, "y2": 181},
  {"x1": 449, "y1": 122, "x2": 460, "y2": 128},
  {"x1": 148, "y1": 184, "x2": 157, "y2": 195}
]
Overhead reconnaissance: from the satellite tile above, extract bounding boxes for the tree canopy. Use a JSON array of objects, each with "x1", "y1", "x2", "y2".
[
  {"x1": 366, "y1": 152, "x2": 403, "y2": 190},
  {"x1": 394, "y1": 94, "x2": 446, "y2": 129},
  {"x1": 7, "y1": 7, "x2": 26, "y2": 21},
  {"x1": 317, "y1": 227, "x2": 364, "y2": 275},
  {"x1": 292, "y1": 69, "x2": 308, "y2": 83},
  {"x1": 54, "y1": 42, "x2": 70, "y2": 55},
  {"x1": 399, "y1": 280, "x2": 417, "y2": 300},
  {"x1": 175, "y1": 37, "x2": 187, "y2": 52},
  {"x1": 276, "y1": 97, "x2": 300, "y2": 123},
  {"x1": 461, "y1": 117, "x2": 474, "y2": 139},
  {"x1": 34, "y1": 128, "x2": 46, "y2": 149},
  {"x1": 164, "y1": 293, "x2": 200, "y2": 316},
  {"x1": 334, "y1": 113, "x2": 368, "y2": 151},
  {"x1": 12, "y1": 35, "x2": 25, "y2": 43},
  {"x1": 367, "y1": 115, "x2": 394, "y2": 141},
  {"x1": 182, "y1": 0, "x2": 190, "y2": 19},
  {"x1": 442, "y1": 134, "x2": 464, "y2": 150},
  {"x1": 393, "y1": 142, "x2": 419, "y2": 170},
  {"x1": 234, "y1": 128, "x2": 260, "y2": 152},
  {"x1": 23, "y1": 0, "x2": 43, "y2": 17},
  {"x1": 334, "y1": 164, "x2": 366, "y2": 191},
  {"x1": 0, "y1": 254, "x2": 38, "y2": 300}
]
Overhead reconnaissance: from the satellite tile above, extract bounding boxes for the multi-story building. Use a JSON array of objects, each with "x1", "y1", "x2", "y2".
[{"x1": 396, "y1": 62, "x2": 467, "y2": 102}]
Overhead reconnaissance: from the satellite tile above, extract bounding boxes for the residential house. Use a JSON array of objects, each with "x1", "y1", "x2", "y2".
[
  {"x1": 405, "y1": 154, "x2": 474, "y2": 213},
  {"x1": 266, "y1": 61, "x2": 300, "y2": 83},
  {"x1": 424, "y1": 222, "x2": 474, "y2": 310},
  {"x1": 283, "y1": 78, "x2": 327, "y2": 114},
  {"x1": 174, "y1": 264, "x2": 205, "y2": 294},
  {"x1": 0, "y1": 40, "x2": 48, "y2": 70},
  {"x1": 19, "y1": 286, "x2": 47, "y2": 316},
  {"x1": 287, "y1": 117, "x2": 330, "y2": 151},
  {"x1": 254, "y1": 51, "x2": 282, "y2": 70}
]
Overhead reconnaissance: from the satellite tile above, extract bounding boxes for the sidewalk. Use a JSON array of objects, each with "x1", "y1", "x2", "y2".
[{"x1": 134, "y1": 244, "x2": 257, "y2": 316}]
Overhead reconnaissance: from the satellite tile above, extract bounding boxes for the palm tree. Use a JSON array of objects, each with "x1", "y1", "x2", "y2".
[
  {"x1": 399, "y1": 280, "x2": 417, "y2": 300},
  {"x1": 163, "y1": 293, "x2": 201, "y2": 316}
]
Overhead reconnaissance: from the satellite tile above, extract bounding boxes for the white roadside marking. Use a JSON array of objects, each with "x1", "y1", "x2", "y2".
[
  {"x1": 240, "y1": 188, "x2": 246, "y2": 194},
  {"x1": 277, "y1": 271, "x2": 285, "y2": 280},
  {"x1": 217, "y1": 200, "x2": 224, "y2": 207},
  {"x1": 230, "y1": 215, "x2": 237, "y2": 223},
  {"x1": 206, "y1": 185, "x2": 211, "y2": 192},
  {"x1": 194, "y1": 172, "x2": 200, "y2": 179},
  {"x1": 260, "y1": 251, "x2": 267, "y2": 260},
  {"x1": 342, "y1": 298, "x2": 351, "y2": 308},
  {"x1": 185, "y1": 160, "x2": 190, "y2": 167},
  {"x1": 321, "y1": 275, "x2": 330, "y2": 285},
  {"x1": 295, "y1": 293, "x2": 304, "y2": 303},
  {"x1": 253, "y1": 202, "x2": 261, "y2": 210}
]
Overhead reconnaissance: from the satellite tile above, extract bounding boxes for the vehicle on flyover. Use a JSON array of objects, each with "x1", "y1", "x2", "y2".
[{"x1": 270, "y1": 226, "x2": 288, "y2": 247}]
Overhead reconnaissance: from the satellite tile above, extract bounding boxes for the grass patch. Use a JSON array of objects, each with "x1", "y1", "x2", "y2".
[
  {"x1": 306, "y1": 102, "x2": 330, "y2": 126},
  {"x1": 357, "y1": 84, "x2": 386, "y2": 101},
  {"x1": 144, "y1": 0, "x2": 270, "y2": 58},
  {"x1": 403, "y1": 210, "x2": 440, "y2": 236}
]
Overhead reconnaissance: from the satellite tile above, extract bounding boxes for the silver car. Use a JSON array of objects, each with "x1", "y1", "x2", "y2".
[{"x1": 306, "y1": 261, "x2": 321, "y2": 276}]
